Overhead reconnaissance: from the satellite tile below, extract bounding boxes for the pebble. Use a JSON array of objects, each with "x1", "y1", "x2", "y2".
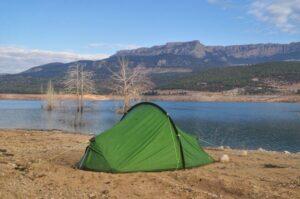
[
  {"x1": 258, "y1": 147, "x2": 266, "y2": 152},
  {"x1": 220, "y1": 154, "x2": 230, "y2": 163},
  {"x1": 0, "y1": 149, "x2": 7, "y2": 153},
  {"x1": 241, "y1": 150, "x2": 248, "y2": 156},
  {"x1": 14, "y1": 164, "x2": 27, "y2": 172},
  {"x1": 283, "y1": 150, "x2": 291, "y2": 154},
  {"x1": 8, "y1": 163, "x2": 17, "y2": 168},
  {"x1": 88, "y1": 193, "x2": 96, "y2": 199}
]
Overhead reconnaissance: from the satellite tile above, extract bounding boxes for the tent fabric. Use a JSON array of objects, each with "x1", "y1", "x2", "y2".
[{"x1": 78, "y1": 102, "x2": 214, "y2": 173}]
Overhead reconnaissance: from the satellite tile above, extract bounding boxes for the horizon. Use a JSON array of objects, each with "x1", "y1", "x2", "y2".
[
  {"x1": 2, "y1": 40, "x2": 300, "y2": 75},
  {"x1": 0, "y1": 0, "x2": 300, "y2": 73}
]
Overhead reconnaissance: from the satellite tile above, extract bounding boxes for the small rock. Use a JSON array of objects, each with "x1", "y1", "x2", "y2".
[
  {"x1": 184, "y1": 187, "x2": 193, "y2": 192},
  {"x1": 0, "y1": 149, "x2": 7, "y2": 153},
  {"x1": 15, "y1": 164, "x2": 27, "y2": 172},
  {"x1": 220, "y1": 154, "x2": 230, "y2": 163},
  {"x1": 218, "y1": 146, "x2": 224, "y2": 150},
  {"x1": 3, "y1": 153, "x2": 14, "y2": 157},
  {"x1": 88, "y1": 193, "x2": 96, "y2": 199},
  {"x1": 32, "y1": 172, "x2": 46, "y2": 178},
  {"x1": 225, "y1": 146, "x2": 231, "y2": 149},
  {"x1": 241, "y1": 150, "x2": 248, "y2": 156},
  {"x1": 258, "y1": 147, "x2": 266, "y2": 152},
  {"x1": 38, "y1": 173, "x2": 46, "y2": 178},
  {"x1": 264, "y1": 163, "x2": 286, "y2": 168},
  {"x1": 283, "y1": 150, "x2": 290, "y2": 154},
  {"x1": 8, "y1": 163, "x2": 17, "y2": 168}
]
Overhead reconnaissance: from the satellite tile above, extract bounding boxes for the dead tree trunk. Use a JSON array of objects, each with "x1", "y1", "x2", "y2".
[
  {"x1": 80, "y1": 65, "x2": 84, "y2": 113},
  {"x1": 63, "y1": 63, "x2": 96, "y2": 113},
  {"x1": 45, "y1": 80, "x2": 55, "y2": 111}
]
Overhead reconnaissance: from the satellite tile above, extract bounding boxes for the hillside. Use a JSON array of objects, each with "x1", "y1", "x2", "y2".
[
  {"x1": 153, "y1": 61, "x2": 300, "y2": 94},
  {"x1": 0, "y1": 61, "x2": 300, "y2": 95},
  {"x1": 0, "y1": 40, "x2": 299, "y2": 94}
]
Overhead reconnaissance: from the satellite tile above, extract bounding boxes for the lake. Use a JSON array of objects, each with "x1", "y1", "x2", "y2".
[{"x1": 0, "y1": 100, "x2": 299, "y2": 152}]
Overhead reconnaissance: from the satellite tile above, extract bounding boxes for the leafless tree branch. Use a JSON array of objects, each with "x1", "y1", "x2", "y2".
[
  {"x1": 109, "y1": 57, "x2": 153, "y2": 112},
  {"x1": 63, "y1": 63, "x2": 96, "y2": 112}
]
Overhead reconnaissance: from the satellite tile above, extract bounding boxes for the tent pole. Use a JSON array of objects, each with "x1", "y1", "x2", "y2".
[{"x1": 168, "y1": 116, "x2": 186, "y2": 169}]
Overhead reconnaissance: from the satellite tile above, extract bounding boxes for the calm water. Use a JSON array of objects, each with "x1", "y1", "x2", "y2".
[{"x1": 0, "y1": 100, "x2": 299, "y2": 152}]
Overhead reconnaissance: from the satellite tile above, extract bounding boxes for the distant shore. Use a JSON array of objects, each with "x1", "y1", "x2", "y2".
[
  {"x1": 1, "y1": 92, "x2": 300, "y2": 103},
  {"x1": 0, "y1": 129, "x2": 299, "y2": 198}
]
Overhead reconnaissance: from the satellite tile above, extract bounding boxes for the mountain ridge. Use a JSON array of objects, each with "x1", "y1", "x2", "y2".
[
  {"x1": 115, "y1": 40, "x2": 300, "y2": 62},
  {"x1": 0, "y1": 40, "x2": 300, "y2": 94},
  {"x1": 13, "y1": 40, "x2": 300, "y2": 76}
]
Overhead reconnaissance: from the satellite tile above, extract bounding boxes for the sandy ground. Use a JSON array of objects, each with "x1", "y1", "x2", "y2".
[
  {"x1": 0, "y1": 94, "x2": 113, "y2": 101},
  {"x1": 146, "y1": 92, "x2": 300, "y2": 103},
  {"x1": 1, "y1": 92, "x2": 300, "y2": 103},
  {"x1": 0, "y1": 129, "x2": 299, "y2": 199}
]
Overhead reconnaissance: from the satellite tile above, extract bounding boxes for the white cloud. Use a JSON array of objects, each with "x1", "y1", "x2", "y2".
[
  {"x1": 207, "y1": 0, "x2": 300, "y2": 33},
  {"x1": 0, "y1": 46, "x2": 109, "y2": 74},
  {"x1": 87, "y1": 43, "x2": 140, "y2": 50},
  {"x1": 249, "y1": 0, "x2": 300, "y2": 33}
]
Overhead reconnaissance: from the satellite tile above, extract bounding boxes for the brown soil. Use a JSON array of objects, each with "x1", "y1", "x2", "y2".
[
  {"x1": 0, "y1": 129, "x2": 299, "y2": 199},
  {"x1": 0, "y1": 94, "x2": 114, "y2": 101},
  {"x1": 147, "y1": 91, "x2": 300, "y2": 103},
  {"x1": 1, "y1": 92, "x2": 300, "y2": 103}
]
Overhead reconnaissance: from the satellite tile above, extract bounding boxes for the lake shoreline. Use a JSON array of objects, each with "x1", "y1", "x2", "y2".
[
  {"x1": 0, "y1": 129, "x2": 299, "y2": 198},
  {"x1": 1, "y1": 128, "x2": 299, "y2": 153},
  {"x1": 1, "y1": 92, "x2": 300, "y2": 103}
]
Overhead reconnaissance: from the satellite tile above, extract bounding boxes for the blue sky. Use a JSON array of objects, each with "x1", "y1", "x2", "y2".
[{"x1": 0, "y1": 0, "x2": 299, "y2": 73}]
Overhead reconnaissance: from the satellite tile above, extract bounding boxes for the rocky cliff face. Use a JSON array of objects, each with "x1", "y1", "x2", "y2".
[
  {"x1": 116, "y1": 41, "x2": 207, "y2": 58},
  {"x1": 115, "y1": 41, "x2": 300, "y2": 66},
  {"x1": 222, "y1": 42, "x2": 300, "y2": 58}
]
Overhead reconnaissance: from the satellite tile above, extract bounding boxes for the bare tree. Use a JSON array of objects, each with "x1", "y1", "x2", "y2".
[
  {"x1": 109, "y1": 57, "x2": 153, "y2": 113},
  {"x1": 64, "y1": 63, "x2": 80, "y2": 111},
  {"x1": 45, "y1": 80, "x2": 55, "y2": 111},
  {"x1": 63, "y1": 63, "x2": 96, "y2": 112},
  {"x1": 40, "y1": 84, "x2": 44, "y2": 94}
]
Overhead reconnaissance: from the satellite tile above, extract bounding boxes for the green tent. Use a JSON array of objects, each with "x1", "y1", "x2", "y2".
[{"x1": 78, "y1": 102, "x2": 214, "y2": 173}]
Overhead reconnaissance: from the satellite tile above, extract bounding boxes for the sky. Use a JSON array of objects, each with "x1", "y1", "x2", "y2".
[{"x1": 0, "y1": 0, "x2": 299, "y2": 73}]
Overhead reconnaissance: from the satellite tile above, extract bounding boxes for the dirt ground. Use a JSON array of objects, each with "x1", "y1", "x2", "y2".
[{"x1": 0, "y1": 129, "x2": 299, "y2": 199}]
